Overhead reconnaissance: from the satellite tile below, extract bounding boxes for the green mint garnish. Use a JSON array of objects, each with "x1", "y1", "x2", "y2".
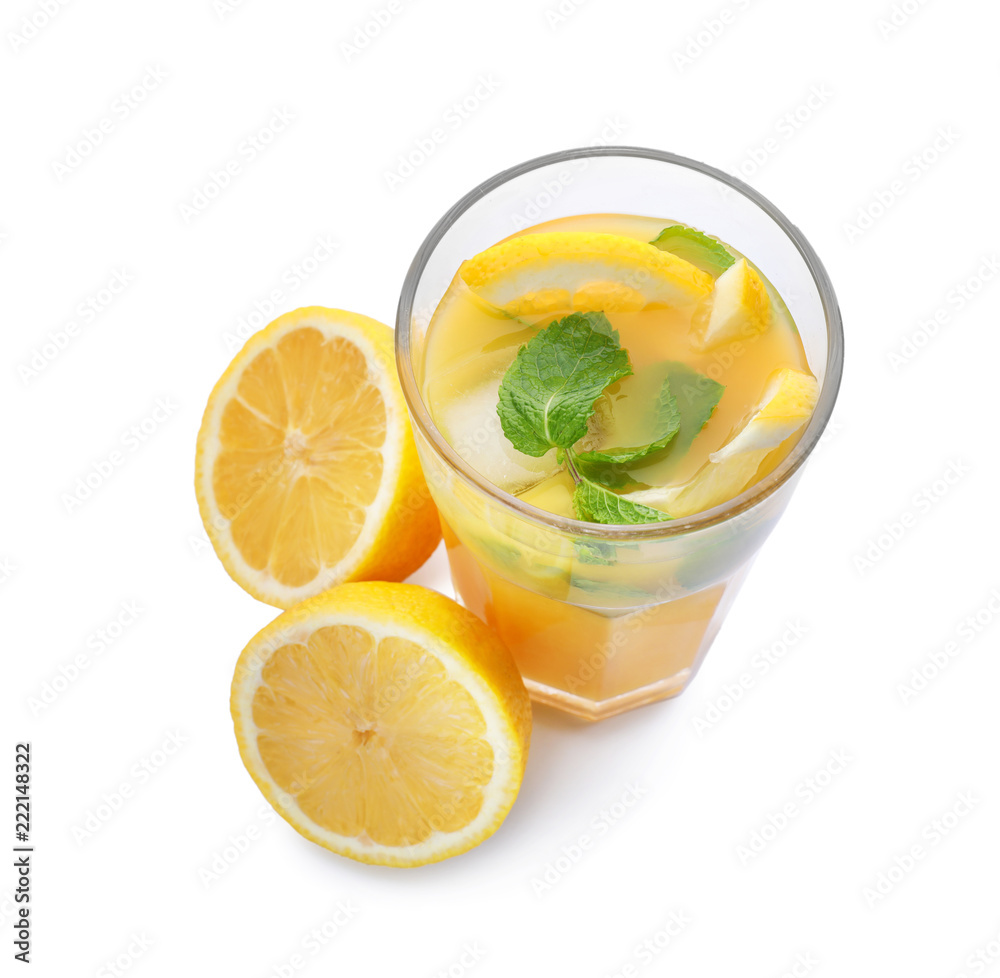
[
  {"x1": 576, "y1": 376, "x2": 680, "y2": 466},
  {"x1": 497, "y1": 311, "x2": 631, "y2": 457},
  {"x1": 574, "y1": 538, "x2": 616, "y2": 565},
  {"x1": 650, "y1": 225, "x2": 735, "y2": 277},
  {"x1": 664, "y1": 361, "x2": 725, "y2": 457},
  {"x1": 572, "y1": 456, "x2": 639, "y2": 491},
  {"x1": 573, "y1": 537, "x2": 639, "y2": 566},
  {"x1": 572, "y1": 474, "x2": 672, "y2": 525},
  {"x1": 495, "y1": 314, "x2": 724, "y2": 526}
]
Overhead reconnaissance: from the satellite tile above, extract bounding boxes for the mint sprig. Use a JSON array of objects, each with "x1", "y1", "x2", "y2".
[
  {"x1": 650, "y1": 225, "x2": 735, "y2": 277},
  {"x1": 497, "y1": 311, "x2": 631, "y2": 457},
  {"x1": 496, "y1": 312, "x2": 723, "y2": 526},
  {"x1": 571, "y1": 473, "x2": 671, "y2": 525}
]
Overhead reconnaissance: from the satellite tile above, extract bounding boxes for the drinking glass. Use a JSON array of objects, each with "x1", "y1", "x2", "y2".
[{"x1": 396, "y1": 147, "x2": 843, "y2": 720}]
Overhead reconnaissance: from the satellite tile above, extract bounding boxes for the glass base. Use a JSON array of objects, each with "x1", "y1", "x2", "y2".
[
  {"x1": 443, "y1": 522, "x2": 751, "y2": 720},
  {"x1": 524, "y1": 669, "x2": 692, "y2": 721}
]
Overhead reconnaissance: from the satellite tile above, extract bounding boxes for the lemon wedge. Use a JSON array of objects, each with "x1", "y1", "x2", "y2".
[{"x1": 693, "y1": 257, "x2": 772, "y2": 350}]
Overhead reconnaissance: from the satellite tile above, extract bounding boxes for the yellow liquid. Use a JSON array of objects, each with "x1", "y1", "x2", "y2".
[
  {"x1": 419, "y1": 214, "x2": 813, "y2": 718},
  {"x1": 422, "y1": 213, "x2": 811, "y2": 516}
]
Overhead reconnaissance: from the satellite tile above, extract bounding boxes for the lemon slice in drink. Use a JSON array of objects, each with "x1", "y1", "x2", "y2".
[
  {"x1": 460, "y1": 232, "x2": 713, "y2": 317},
  {"x1": 230, "y1": 582, "x2": 532, "y2": 867},
  {"x1": 195, "y1": 307, "x2": 440, "y2": 608},
  {"x1": 693, "y1": 257, "x2": 772, "y2": 350},
  {"x1": 625, "y1": 367, "x2": 818, "y2": 517}
]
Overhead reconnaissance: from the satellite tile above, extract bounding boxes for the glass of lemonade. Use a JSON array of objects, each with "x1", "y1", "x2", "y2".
[{"x1": 396, "y1": 148, "x2": 843, "y2": 720}]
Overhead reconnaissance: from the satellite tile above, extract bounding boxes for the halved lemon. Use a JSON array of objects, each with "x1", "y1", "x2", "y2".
[
  {"x1": 625, "y1": 367, "x2": 818, "y2": 517},
  {"x1": 460, "y1": 231, "x2": 713, "y2": 317},
  {"x1": 195, "y1": 307, "x2": 440, "y2": 608},
  {"x1": 230, "y1": 582, "x2": 532, "y2": 867}
]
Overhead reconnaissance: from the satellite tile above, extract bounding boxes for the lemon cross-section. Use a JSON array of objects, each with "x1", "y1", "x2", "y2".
[
  {"x1": 195, "y1": 307, "x2": 440, "y2": 608},
  {"x1": 230, "y1": 582, "x2": 532, "y2": 866},
  {"x1": 460, "y1": 232, "x2": 714, "y2": 317}
]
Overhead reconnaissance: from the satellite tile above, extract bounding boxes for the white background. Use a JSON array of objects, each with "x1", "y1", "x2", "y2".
[{"x1": 3, "y1": 0, "x2": 1000, "y2": 974}]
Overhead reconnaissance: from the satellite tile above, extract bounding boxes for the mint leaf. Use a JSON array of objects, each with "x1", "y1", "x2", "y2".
[
  {"x1": 665, "y1": 361, "x2": 725, "y2": 456},
  {"x1": 650, "y1": 225, "x2": 735, "y2": 277},
  {"x1": 573, "y1": 457, "x2": 639, "y2": 490},
  {"x1": 572, "y1": 362, "x2": 720, "y2": 489},
  {"x1": 497, "y1": 312, "x2": 632, "y2": 457},
  {"x1": 576, "y1": 376, "x2": 680, "y2": 466},
  {"x1": 573, "y1": 537, "x2": 639, "y2": 565},
  {"x1": 574, "y1": 539, "x2": 616, "y2": 565},
  {"x1": 572, "y1": 477, "x2": 672, "y2": 525}
]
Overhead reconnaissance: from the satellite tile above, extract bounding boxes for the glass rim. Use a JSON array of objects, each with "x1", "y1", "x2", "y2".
[{"x1": 395, "y1": 145, "x2": 844, "y2": 541}]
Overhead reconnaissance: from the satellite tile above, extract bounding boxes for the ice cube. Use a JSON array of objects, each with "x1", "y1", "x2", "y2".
[{"x1": 435, "y1": 376, "x2": 561, "y2": 494}]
